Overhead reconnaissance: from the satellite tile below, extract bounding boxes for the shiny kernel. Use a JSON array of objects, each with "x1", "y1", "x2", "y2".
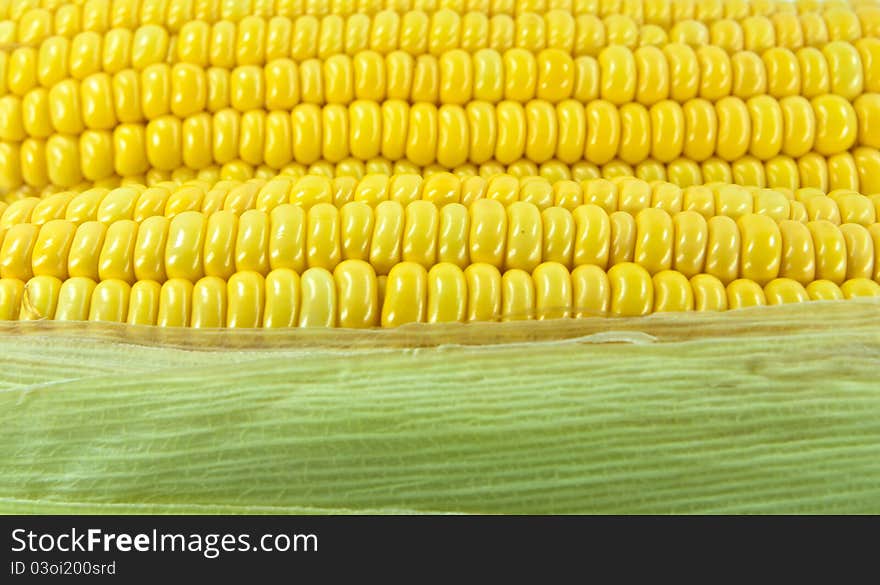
[
  {"x1": 839, "y1": 223, "x2": 875, "y2": 280},
  {"x1": 157, "y1": 278, "x2": 193, "y2": 327},
  {"x1": 55, "y1": 277, "x2": 97, "y2": 322},
  {"x1": 469, "y1": 198, "x2": 507, "y2": 268},
  {"x1": 764, "y1": 278, "x2": 809, "y2": 305},
  {"x1": 807, "y1": 220, "x2": 847, "y2": 284},
  {"x1": 89, "y1": 279, "x2": 131, "y2": 322},
  {"x1": 573, "y1": 203, "x2": 611, "y2": 269},
  {"x1": 334, "y1": 259, "x2": 379, "y2": 328},
  {"x1": 805, "y1": 279, "x2": 844, "y2": 301},
  {"x1": 841, "y1": 278, "x2": 880, "y2": 299},
  {"x1": 690, "y1": 273, "x2": 728, "y2": 311},
  {"x1": 726, "y1": 278, "x2": 766, "y2": 309},
  {"x1": 20, "y1": 275, "x2": 62, "y2": 320},
  {"x1": 437, "y1": 202, "x2": 470, "y2": 268},
  {"x1": 737, "y1": 213, "x2": 782, "y2": 285},
  {"x1": 0, "y1": 224, "x2": 39, "y2": 281},
  {"x1": 533, "y1": 261, "x2": 571, "y2": 319},
  {"x1": 652, "y1": 270, "x2": 694, "y2": 312},
  {"x1": 382, "y1": 261, "x2": 427, "y2": 326},
  {"x1": 164, "y1": 210, "x2": 206, "y2": 283},
  {"x1": 607, "y1": 262, "x2": 653, "y2": 316},
  {"x1": 263, "y1": 268, "x2": 300, "y2": 328},
  {"x1": 634, "y1": 207, "x2": 674, "y2": 275},
  {"x1": 226, "y1": 271, "x2": 264, "y2": 328}
]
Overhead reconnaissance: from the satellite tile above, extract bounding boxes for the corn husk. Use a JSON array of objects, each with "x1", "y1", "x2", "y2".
[{"x1": 1, "y1": 300, "x2": 879, "y2": 514}]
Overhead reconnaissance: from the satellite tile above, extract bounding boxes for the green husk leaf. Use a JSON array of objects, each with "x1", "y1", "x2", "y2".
[{"x1": 1, "y1": 300, "x2": 879, "y2": 514}]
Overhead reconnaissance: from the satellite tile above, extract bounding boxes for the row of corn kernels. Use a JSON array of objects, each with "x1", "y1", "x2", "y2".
[
  {"x1": 1, "y1": 183, "x2": 877, "y2": 284},
  {"x1": 5, "y1": 146, "x2": 880, "y2": 199},
  {"x1": 3, "y1": 175, "x2": 877, "y2": 227},
  {"x1": 4, "y1": 9, "x2": 876, "y2": 66},
  {"x1": 0, "y1": 20, "x2": 880, "y2": 95},
  {"x1": 2, "y1": 260, "x2": 879, "y2": 327},
  {"x1": 0, "y1": 93, "x2": 871, "y2": 182},
  {"x1": 3, "y1": 0, "x2": 876, "y2": 32},
  {"x1": 6, "y1": 42, "x2": 877, "y2": 118}
]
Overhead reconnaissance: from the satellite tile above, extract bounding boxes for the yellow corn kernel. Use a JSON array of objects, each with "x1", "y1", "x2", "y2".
[
  {"x1": 437, "y1": 202, "x2": 470, "y2": 268},
  {"x1": 805, "y1": 279, "x2": 844, "y2": 301},
  {"x1": 157, "y1": 277, "x2": 193, "y2": 327},
  {"x1": 607, "y1": 262, "x2": 652, "y2": 316},
  {"x1": 682, "y1": 186, "x2": 715, "y2": 219},
  {"x1": 737, "y1": 213, "x2": 782, "y2": 285},
  {"x1": 67, "y1": 220, "x2": 106, "y2": 280},
  {"x1": 812, "y1": 94, "x2": 858, "y2": 156},
  {"x1": 498, "y1": 267, "x2": 533, "y2": 321},
  {"x1": 20, "y1": 274, "x2": 62, "y2": 320},
  {"x1": 536, "y1": 206, "x2": 573, "y2": 268},
  {"x1": 726, "y1": 278, "x2": 766, "y2": 309},
  {"x1": 191, "y1": 275, "x2": 227, "y2": 328},
  {"x1": 832, "y1": 189, "x2": 876, "y2": 226},
  {"x1": 262, "y1": 268, "x2": 299, "y2": 328},
  {"x1": 823, "y1": 41, "x2": 864, "y2": 101},
  {"x1": 569, "y1": 263, "x2": 608, "y2": 317},
  {"x1": 585, "y1": 100, "x2": 620, "y2": 166},
  {"x1": 690, "y1": 273, "x2": 727, "y2": 311},
  {"x1": 130, "y1": 215, "x2": 170, "y2": 282},
  {"x1": 464, "y1": 262, "x2": 501, "y2": 322},
  {"x1": 651, "y1": 269, "x2": 693, "y2": 312},
  {"x1": 382, "y1": 261, "x2": 426, "y2": 327},
  {"x1": 334, "y1": 259, "x2": 379, "y2": 328},
  {"x1": 698, "y1": 45, "x2": 731, "y2": 101},
  {"x1": 531, "y1": 261, "x2": 570, "y2": 319},
  {"x1": 670, "y1": 210, "x2": 707, "y2": 278},
  {"x1": 305, "y1": 203, "x2": 341, "y2": 270},
  {"x1": 634, "y1": 207, "x2": 673, "y2": 275},
  {"x1": 224, "y1": 270, "x2": 265, "y2": 328},
  {"x1": 617, "y1": 177, "x2": 653, "y2": 215},
  {"x1": 468, "y1": 198, "x2": 506, "y2": 268},
  {"x1": 839, "y1": 223, "x2": 875, "y2": 280},
  {"x1": 0, "y1": 224, "x2": 39, "y2": 281},
  {"x1": 807, "y1": 220, "x2": 847, "y2": 284},
  {"x1": 715, "y1": 96, "x2": 750, "y2": 162},
  {"x1": 163, "y1": 211, "x2": 206, "y2": 282},
  {"x1": 30, "y1": 219, "x2": 76, "y2": 281},
  {"x1": 89, "y1": 278, "x2": 131, "y2": 322},
  {"x1": 501, "y1": 201, "x2": 540, "y2": 272},
  {"x1": 569, "y1": 204, "x2": 609, "y2": 270},
  {"x1": 764, "y1": 277, "x2": 809, "y2": 305},
  {"x1": 705, "y1": 215, "x2": 740, "y2": 284},
  {"x1": 30, "y1": 193, "x2": 73, "y2": 226},
  {"x1": 55, "y1": 276, "x2": 97, "y2": 321},
  {"x1": 841, "y1": 278, "x2": 880, "y2": 299}
]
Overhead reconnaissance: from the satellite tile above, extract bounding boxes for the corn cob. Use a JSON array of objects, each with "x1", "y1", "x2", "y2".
[{"x1": 1, "y1": 259, "x2": 878, "y2": 328}]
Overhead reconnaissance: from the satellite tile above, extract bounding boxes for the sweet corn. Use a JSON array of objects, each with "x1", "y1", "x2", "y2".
[{"x1": 1, "y1": 3, "x2": 880, "y2": 333}]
